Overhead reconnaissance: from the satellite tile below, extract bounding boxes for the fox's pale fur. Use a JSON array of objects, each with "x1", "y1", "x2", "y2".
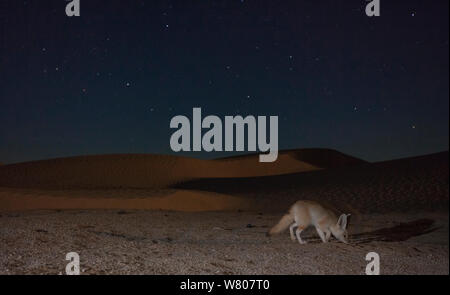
[{"x1": 267, "y1": 200, "x2": 350, "y2": 244}]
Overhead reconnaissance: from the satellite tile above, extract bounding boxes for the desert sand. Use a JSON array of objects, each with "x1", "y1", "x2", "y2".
[{"x1": 0, "y1": 149, "x2": 448, "y2": 274}]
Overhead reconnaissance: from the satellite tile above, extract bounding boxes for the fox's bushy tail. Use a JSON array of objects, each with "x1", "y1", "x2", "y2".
[{"x1": 267, "y1": 213, "x2": 294, "y2": 236}]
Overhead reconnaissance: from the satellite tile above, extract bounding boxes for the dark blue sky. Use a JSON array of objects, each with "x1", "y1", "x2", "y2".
[{"x1": 0, "y1": 0, "x2": 448, "y2": 164}]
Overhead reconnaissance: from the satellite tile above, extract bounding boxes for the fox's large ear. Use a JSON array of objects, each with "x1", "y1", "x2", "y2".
[{"x1": 337, "y1": 214, "x2": 348, "y2": 230}]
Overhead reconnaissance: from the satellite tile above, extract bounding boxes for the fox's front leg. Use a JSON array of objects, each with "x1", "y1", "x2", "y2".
[
  {"x1": 296, "y1": 227, "x2": 307, "y2": 244},
  {"x1": 289, "y1": 223, "x2": 298, "y2": 241},
  {"x1": 316, "y1": 227, "x2": 327, "y2": 243},
  {"x1": 325, "y1": 229, "x2": 331, "y2": 242}
]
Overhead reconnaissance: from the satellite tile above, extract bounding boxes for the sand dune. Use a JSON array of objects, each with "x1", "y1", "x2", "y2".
[
  {"x1": 0, "y1": 149, "x2": 447, "y2": 214},
  {"x1": 0, "y1": 148, "x2": 363, "y2": 211},
  {"x1": 0, "y1": 149, "x2": 363, "y2": 189},
  {"x1": 178, "y1": 151, "x2": 449, "y2": 213}
]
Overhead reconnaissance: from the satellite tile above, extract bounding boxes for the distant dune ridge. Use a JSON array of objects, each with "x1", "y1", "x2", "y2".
[
  {"x1": 0, "y1": 149, "x2": 447, "y2": 212},
  {"x1": 218, "y1": 148, "x2": 365, "y2": 168}
]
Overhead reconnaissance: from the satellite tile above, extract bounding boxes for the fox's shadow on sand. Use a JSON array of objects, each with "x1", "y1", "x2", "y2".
[
  {"x1": 349, "y1": 219, "x2": 440, "y2": 244},
  {"x1": 299, "y1": 219, "x2": 439, "y2": 244}
]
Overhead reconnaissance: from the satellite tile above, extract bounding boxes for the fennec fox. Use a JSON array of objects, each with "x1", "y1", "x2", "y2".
[{"x1": 267, "y1": 200, "x2": 350, "y2": 244}]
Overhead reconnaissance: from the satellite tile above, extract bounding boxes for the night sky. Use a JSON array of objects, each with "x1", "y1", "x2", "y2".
[{"x1": 0, "y1": 0, "x2": 448, "y2": 164}]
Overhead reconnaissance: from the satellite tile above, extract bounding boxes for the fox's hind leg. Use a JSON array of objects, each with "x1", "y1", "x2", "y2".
[
  {"x1": 295, "y1": 227, "x2": 307, "y2": 244},
  {"x1": 289, "y1": 223, "x2": 298, "y2": 241}
]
